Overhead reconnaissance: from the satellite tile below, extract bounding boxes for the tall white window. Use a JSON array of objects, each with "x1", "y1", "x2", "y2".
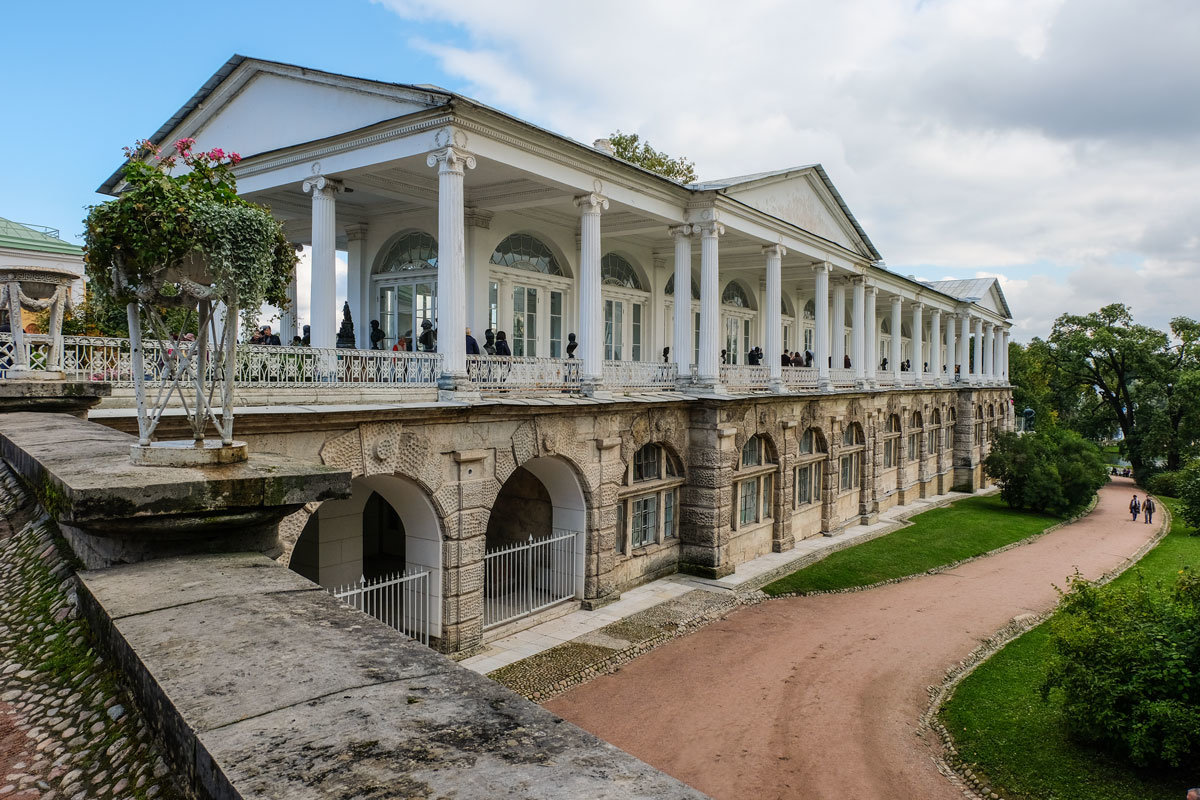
[
  {"x1": 734, "y1": 435, "x2": 776, "y2": 529},
  {"x1": 372, "y1": 231, "x2": 438, "y2": 351},
  {"x1": 601, "y1": 253, "x2": 648, "y2": 362},
  {"x1": 839, "y1": 423, "x2": 865, "y2": 492},
  {"x1": 794, "y1": 427, "x2": 826, "y2": 508},
  {"x1": 490, "y1": 233, "x2": 570, "y2": 357},
  {"x1": 617, "y1": 443, "x2": 683, "y2": 554}
]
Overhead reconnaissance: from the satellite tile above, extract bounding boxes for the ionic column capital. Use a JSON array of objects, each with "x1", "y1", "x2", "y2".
[
  {"x1": 890, "y1": 294, "x2": 903, "y2": 307},
  {"x1": 762, "y1": 243, "x2": 787, "y2": 259},
  {"x1": 693, "y1": 220, "x2": 724, "y2": 237},
  {"x1": 302, "y1": 175, "x2": 342, "y2": 196},
  {"x1": 574, "y1": 192, "x2": 609, "y2": 214},
  {"x1": 426, "y1": 146, "x2": 477, "y2": 175},
  {"x1": 668, "y1": 224, "x2": 693, "y2": 239},
  {"x1": 811, "y1": 261, "x2": 832, "y2": 274}
]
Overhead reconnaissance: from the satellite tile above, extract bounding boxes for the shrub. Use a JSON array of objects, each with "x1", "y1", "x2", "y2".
[
  {"x1": 1176, "y1": 461, "x2": 1200, "y2": 534},
  {"x1": 984, "y1": 429, "x2": 1109, "y2": 515},
  {"x1": 1042, "y1": 570, "x2": 1200, "y2": 768},
  {"x1": 1146, "y1": 469, "x2": 1183, "y2": 498}
]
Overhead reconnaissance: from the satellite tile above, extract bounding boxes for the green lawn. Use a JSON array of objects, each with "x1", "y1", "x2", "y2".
[
  {"x1": 940, "y1": 497, "x2": 1196, "y2": 800},
  {"x1": 761, "y1": 494, "x2": 1063, "y2": 595}
]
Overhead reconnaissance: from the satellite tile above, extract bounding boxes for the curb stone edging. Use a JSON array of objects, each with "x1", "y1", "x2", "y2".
[
  {"x1": 922, "y1": 502, "x2": 1172, "y2": 800},
  {"x1": 767, "y1": 492, "x2": 1100, "y2": 599}
]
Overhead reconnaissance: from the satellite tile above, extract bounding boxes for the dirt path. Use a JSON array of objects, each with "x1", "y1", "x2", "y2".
[{"x1": 546, "y1": 478, "x2": 1160, "y2": 800}]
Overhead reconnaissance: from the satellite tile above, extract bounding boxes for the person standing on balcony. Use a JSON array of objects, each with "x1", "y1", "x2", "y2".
[
  {"x1": 369, "y1": 320, "x2": 384, "y2": 350},
  {"x1": 843, "y1": 353, "x2": 852, "y2": 369},
  {"x1": 782, "y1": 351, "x2": 792, "y2": 367},
  {"x1": 483, "y1": 329, "x2": 497, "y2": 355},
  {"x1": 881, "y1": 357, "x2": 889, "y2": 370},
  {"x1": 418, "y1": 319, "x2": 436, "y2": 352},
  {"x1": 465, "y1": 327, "x2": 480, "y2": 355},
  {"x1": 494, "y1": 331, "x2": 511, "y2": 356}
]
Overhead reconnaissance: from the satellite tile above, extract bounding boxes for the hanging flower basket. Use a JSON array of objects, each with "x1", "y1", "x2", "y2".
[{"x1": 84, "y1": 139, "x2": 298, "y2": 465}]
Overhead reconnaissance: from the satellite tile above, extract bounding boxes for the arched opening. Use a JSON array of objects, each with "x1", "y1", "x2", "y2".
[
  {"x1": 289, "y1": 474, "x2": 443, "y2": 641},
  {"x1": 488, "y1": 232, "x2": 573, "y2": 357},
  {"x1": 483, "y1": 456, "x2": 587, "y2": 629},
  {"x1": 372, "y1": 230, "x2": 438, "y2": 351},
  {"x1": 722, "y1": 281, "x2": 756, "y2": 364},
  {"x1": 600, "y1": 252, "x2": 650, "y2": 361}
]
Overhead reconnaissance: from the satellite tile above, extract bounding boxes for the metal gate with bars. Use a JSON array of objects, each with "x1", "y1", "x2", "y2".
[
  {"x1": 484, "y1": 529, "x2": 579, "y2": 630},
  {"x1": 332, "y1": 568, "x2": 431, "y2": 645}
]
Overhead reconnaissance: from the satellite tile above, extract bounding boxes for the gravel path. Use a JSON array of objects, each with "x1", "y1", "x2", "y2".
[{"x1": 546, "y1": 478, "x2": 1160, "y2": 800}]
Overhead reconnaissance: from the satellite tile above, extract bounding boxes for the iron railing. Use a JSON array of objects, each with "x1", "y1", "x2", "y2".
[
  {"x1": 465, "y1": 354, "x2": 583, "y2": 394},
  {"x1": 483, "y1": 529, "x2": 578, "y2": 630},
  {"x1": 602, "y1": 360, "x2": 679, "y2": 391},
  {"x1": 332, "y1": 568, "x2": 431, "y2": 645}
]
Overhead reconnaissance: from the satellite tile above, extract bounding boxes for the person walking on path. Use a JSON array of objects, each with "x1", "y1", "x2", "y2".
[
  {"x1": 1129, "y1": 493, "x2": 1141, "y2": 522},
  {"x1": 1144, "y1": 495, "x2": 1156, "y2": 524}
]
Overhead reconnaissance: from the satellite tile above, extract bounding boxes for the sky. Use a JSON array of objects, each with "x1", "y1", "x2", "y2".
[{"x1": 3, "y1": 0, "x2": 1197, "y2": 342}]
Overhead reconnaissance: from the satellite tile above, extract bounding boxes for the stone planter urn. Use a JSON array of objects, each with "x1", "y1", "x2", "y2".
[{"x1": 0, "y1": 264, "x2": 78, "y2": 380}]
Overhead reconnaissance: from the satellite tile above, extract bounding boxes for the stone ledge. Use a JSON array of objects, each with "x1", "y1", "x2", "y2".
[{"x1": 77, "y1": 552, "x2": 707, "y2": 800}]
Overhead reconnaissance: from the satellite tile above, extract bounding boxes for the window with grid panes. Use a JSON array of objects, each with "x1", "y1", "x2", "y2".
[
  {"x1": 621, "y1": 443, "x2": 684, "y2": 551},
  {"x1": 632, "y1": 496, "x2": 657, "y2": 548},
  {"x1": 840, "y1": 423, "x2": 864, "y2": 491},
  {"x1": 615, "y1": 500, "x2": 626, "y2": 554},
  {"x1": 664, "y1": 489, "x2": 677, "y2": 539},
  {"x1": 795, "y1": 427, "x2": 825, "y2": 508},
  {"x1": 735, "y1": 435, "x2": 776, "y2": 527}
]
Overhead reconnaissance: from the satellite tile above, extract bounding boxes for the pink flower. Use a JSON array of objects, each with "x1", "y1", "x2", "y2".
[
  {"x1": 207, "y1": 147, "x2": 225, "y2": 161},
  {"x1": 174, "y1": 137, "x2": 195, "y2": 155},
  {"x1": 229, "y1": 153, "x2": 242, "y2": 165}
]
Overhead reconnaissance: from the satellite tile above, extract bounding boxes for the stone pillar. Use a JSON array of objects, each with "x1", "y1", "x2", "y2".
[
  {"x1": 1001, "y1": 329, "x2": 1009, "y2": 381},
  {"x1": 813, "y1": 263, "x2": 831, "y2": 390},
  {"x1": 983, "y1": 322, "x2": 994, "y2": 384},
  {"x1": 890, "y1": 295, "x2": 902, "y2": 385},
  {"x1": 345, "y1": 223, "x2": 369, "y2": 349},
  {"x1": 930, "y1": 309, "x2": 942, "y2": 386},
  {"x1": 832, "y1": 279, "x2": 846, "y2": 369},
  {"x1": 945, "y1": 312, "x2": 956, "y2": 383},
  {"x1": 682, "y1": 410, "x2": 736, "y2": 578},
  {"x1": 670, "y1": 225, "x2": 693, "y2": 378},
  {"x1": 973, "y1": 317, "x2": 984, "y2": 385},
  {"x1": 959, "y1": 313, "x2": 970, "y2": 382},
  {"x1": 696, "y1": 218, "x2": 724, "y2": 389},
  {"x1": 864, "y1": 285, "x2": 878, "y2": 387},
  {"x1": 575, "y1": 193, "x2": 609, "y2": 392},
  {"x1": 280, "y1": 264, "x2": 299, "y2": 343},
  {"x1": 765, "y1": 244, "x2": 786, "y2": 392},
  {"x1": 428, "y1": 145, "x2": 476, "y2": 390},
  {"x1": 912, "y1": 301, "x2": 924, "y2": 386},
  {"x1": 301, "y1": 175, "x2": 341, "y2": 349},
  {"x1": 852, "y1": 278, "x2": 866, "y2": 387}
]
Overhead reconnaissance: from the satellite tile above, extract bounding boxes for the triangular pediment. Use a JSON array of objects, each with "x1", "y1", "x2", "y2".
[{"x1": 696, "y1": 166, "x2": 880, "y2": 260}]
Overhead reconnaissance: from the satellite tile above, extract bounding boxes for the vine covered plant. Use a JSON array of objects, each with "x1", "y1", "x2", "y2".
[{"x1": 83, "y1": 138, "x2": 296, "y2": 321}]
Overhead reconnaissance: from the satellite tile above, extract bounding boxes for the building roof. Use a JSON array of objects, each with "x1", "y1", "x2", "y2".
[
  {"x1": 0, "y1": 217, "x2": 83, "y2": 256},
  {"x1": 924, "y1": 278, "x2": 1012, "y2": 319}
]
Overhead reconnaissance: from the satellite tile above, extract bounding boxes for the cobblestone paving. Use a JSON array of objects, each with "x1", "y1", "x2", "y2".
[
  {"x1": 489, "y1": 588, "x2": 743, "y2": 701},
  {"x1": 0, "y1": 465, "x2": 183, "y2": 800}
]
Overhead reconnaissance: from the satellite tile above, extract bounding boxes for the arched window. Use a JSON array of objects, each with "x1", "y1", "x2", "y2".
[
  {"x1": 375, "y1": 232, "x2": 437, "y2": 273},
  {"x1": 617, "y1": 443, "x2": 685, "y2": 552},
  {"x1": 803, "y1": 299, "x2": 815, "y2": 321},
  {"x1": 975, "y1": 405, "x2": 985, "y2": 444},
  {"x1": 840, "y1": 423, "x2": 865, "y2": 492},
  {"x1": 490, "y1": 234, "x2": 563, "y2": 275},
  {"x1": 736, "y1": 435, "x2": 777, "y2": 528},
  {"x1": 795, "y1": 428, "x2": 827, "y2": 508},
  {"x1": 930, "y1": 409, "x2": 943, "y2": 452},
  {"x1": 723, "y1": 282, "x2": 752, "y2": 308},
  {"x1": 665, "y1": 274, "x2": 700, "y2": 300},
  {"x1": 883, "y1": 414, "x2": 902, "y2": 468},
  {"x1": 601, "y1": 253, "x2": 643, "y2": 289}
]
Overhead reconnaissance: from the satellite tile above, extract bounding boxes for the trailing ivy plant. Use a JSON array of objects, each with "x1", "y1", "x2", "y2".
[{"x1": 83, "y1": 138, "x2": 295, "y2": 329}]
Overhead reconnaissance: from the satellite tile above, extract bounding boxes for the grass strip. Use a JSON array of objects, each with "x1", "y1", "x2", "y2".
[
  {"x1": 762, "y1": 494, "x2": 1061, "y2": 595},
  {"x1": 940, "y1": 497, "x2": 1196, "y2": 800}
]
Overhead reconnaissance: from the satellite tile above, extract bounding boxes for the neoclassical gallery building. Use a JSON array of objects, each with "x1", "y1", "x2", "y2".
[{"x1": 95, "y1": 56, "x2": 1014, "y2": 654}]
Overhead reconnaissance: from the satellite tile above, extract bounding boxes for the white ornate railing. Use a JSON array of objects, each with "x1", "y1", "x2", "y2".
[
  {"x1": 781, "y1": 366, "x2": 819, "y2": 389},
  {"x1": 720, "y1": 364, "x2": 770, "y2": 391},
  {"x1": 332, "y1": 568, "x2": 431, "y2": 646},
  {"x1": 0, "y1": 334, "x2": 443, "y2": 389},
  {"x1": 602, "y1": 360, "x2": 678, "y2": 391},
  {"x1": 465, "y1": 354, "x2": 583, "y2": 394},
  {"x1": 829, "y1": 368, "x2": 858, "y2": 389}
]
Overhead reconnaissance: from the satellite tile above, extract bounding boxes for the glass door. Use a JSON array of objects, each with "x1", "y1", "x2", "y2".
[
  {"x1": 604, "y1": 299, "x2": 624, "y2": 360},
  {"x1": 549, "y1": 291, "x2": 563, "y2": 358},
  {"x1": 512, "y1": 285, "x2": 537, "y2": 357}
]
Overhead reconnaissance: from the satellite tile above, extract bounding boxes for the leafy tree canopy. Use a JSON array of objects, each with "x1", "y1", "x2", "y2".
[
  {"x1": 607, "y1": 131, "x2": 697, "y2": 183},
  {"x1": 983, "y1": 428, "x2": 1108, "y2": 515}
]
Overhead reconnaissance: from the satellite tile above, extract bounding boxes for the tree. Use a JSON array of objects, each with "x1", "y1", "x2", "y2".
[
  {"x1": 1134, "y1": 316, "x2": 1200, "y2": 472},
  {"x1": 1047, "y1": 304, "x2": 1167, "y2": 476},
  {"x1": 607, "y1": 131, "x2": 697, "y2": 183},
  {"x1": 983, "y1": 429, "x2": 1108, "y2": 515},
  {"x1": 1008, "y1": 337, "x2": 1057, "y2": 428},
  {"x1": 1176, "y1": 461, "x2": 1200, "y2": 534}
]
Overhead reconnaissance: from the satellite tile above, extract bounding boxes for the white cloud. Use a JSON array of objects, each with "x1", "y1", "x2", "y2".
[{"x1": 373, "y1": 0, "x2": 1200, "y2": 340}]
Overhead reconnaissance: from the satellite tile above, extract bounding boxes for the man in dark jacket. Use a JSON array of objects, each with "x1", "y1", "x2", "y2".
[{"x1": 465, "y1": 327, "x2": 480, "y2": 355}]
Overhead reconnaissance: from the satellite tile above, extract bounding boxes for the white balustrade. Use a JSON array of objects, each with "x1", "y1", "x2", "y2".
[
  {"x1": 465, "y1": 354, "x2": 583, "y2": 394},
  {"x1": 602, "y1": 360, "x2": 679, "y2": 392},
  {"x1": 781, "y1": 366, "x2": 820, "y2": 390},
  {"x1": 829, "y1": 367, "x2": 857, "y2": 389},
  {"x1": 720, "y1": 364, "x2": 770, "y2": 391}
]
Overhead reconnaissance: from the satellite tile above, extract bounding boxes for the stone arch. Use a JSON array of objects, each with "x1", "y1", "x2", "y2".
[
  {"x1": 487, "y1": 229, "x2": 575, "y2": 279},
  {"x1": 289, "y1": 473, "x2": 445, "y2": 636},
  {"x1": 371, "y1": 228, "x2": 438, "y2": 274}
]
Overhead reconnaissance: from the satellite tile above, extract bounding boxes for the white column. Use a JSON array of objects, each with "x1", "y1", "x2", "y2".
[
  {"x1": 864, "y1": 285, "x2": 877, "y2": 386},
  {"x1": 696, "y1": 218, "x2": 724, "y2": 386},
  {"x1": 973, "y1": 317, "x2": 984, "y2": 384},
  {"x1": 983, "y1": 322, "x2": 994, "y2": 384},
  {"x1": 301, "y1": 175, "x2": 341, "y2": 349},
  {"x1": 345, "y1": 224, "x2": 369, "y2": 349},
  {"x1": 959, "y1": 313, "x2": 970, "y2": 382},
  {"x1": 280, "y1": 262, "x2": 298, "y2": 343},
  {"x1": 852, "y1": 278, "x2": 866, "y2": 386},
  {"x1": 1001, "y1": 329, "x2": 1009, "y2": 381},
  {"x1": 670, "y1": 226, "x2": 693, "y2": 376},
  {"x1": 930, "y1": 309, "x2": 942, "y2": 386},
  {"x1": 832, "y1": 279, "x2": 846, "y2": 369},
  {"x1": 945, "y1": 312, "x2": 955, "y2": 383},
  {"x1": 993, "y1": 326, "x2": 1002, "y2": 382},
  {"x1": 575, "y1": 193, "x2": 609, "y2": 387},
  {"x1": 912, "y1": 301, "x2": 925, "y2": 386},
  {"x1": 890, "y1": 295, "x2": 902, "y2": 385},
  {"x1": 813, "y1": 264, "x2": 831, "y2": 389},
  {"x1": 765, "y1": 244, "x2": 786, "y2": 392},
  {"x1": 427, "y1": 145, "x2": 476, "y2": 384}
]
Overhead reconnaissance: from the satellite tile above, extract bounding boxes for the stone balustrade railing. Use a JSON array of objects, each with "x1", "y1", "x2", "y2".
[
  {"x1": 720, "y1": 364, "x2": 771, "y2": 391},
  {"x1": 465, "y1": 354, "x2": 583, "y2": 394},
  {"x1": 781, "y1": 366, "x2": 819, "y2": 390},
  {"x1": 829, "y1": 367, "x2": 857, "y2": 389}
]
